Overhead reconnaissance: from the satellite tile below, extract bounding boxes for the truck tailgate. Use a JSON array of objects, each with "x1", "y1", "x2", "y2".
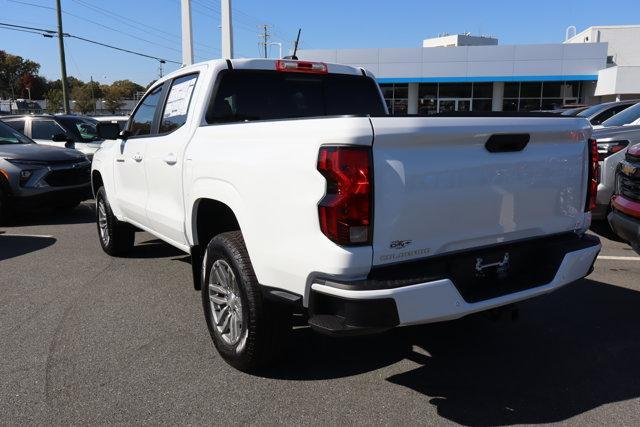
[{"x1": 370, "y1": 116, "x2": 592, "y2": 266}]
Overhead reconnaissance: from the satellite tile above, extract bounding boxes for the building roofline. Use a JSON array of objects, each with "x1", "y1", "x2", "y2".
[{"x1": 566, "y1": 24, "x2": 640, "y2": 43}]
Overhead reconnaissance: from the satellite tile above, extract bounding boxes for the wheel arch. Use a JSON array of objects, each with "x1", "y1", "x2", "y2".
[{"x1": 188, "y1": 182, "x2": 246, "y2": 290}]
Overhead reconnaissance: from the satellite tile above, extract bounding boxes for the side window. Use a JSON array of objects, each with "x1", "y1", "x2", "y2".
[
  {"x1": 4, "y1": 119, "x2": 25, "y2": 133},
  {"x1": 32, "y1": 120, "x2": 66, "y2": 139},
  {"x1": 593, "y1": 106, "x2": 629, "y2": 125},
  {"x1": 159, "y1": 74, "x2": 198, "y2": 134},
  {"x1": 129, "y1": 85, "x2": 164, "y2": 137}
]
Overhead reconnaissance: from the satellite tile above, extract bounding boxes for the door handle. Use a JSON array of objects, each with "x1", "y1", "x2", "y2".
[
  {"x1": 163, "y1": 153, "x2": 177, "y2": 165},
  {"x1": 132, "y1": 153, "x2": 143, "y2": 162}
]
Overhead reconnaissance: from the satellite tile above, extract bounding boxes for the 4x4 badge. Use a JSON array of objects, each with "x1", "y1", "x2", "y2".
[{"x1": 390, "y1": 240, "x2": 412, "y2": 249}]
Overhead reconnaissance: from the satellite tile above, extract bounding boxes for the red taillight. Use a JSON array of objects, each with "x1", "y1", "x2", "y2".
[
  {"x1": 586, "y1": 138, "x2": 599, "y2": 212},
  {"x1": 276, "y1": 59, "x2": 328, "y2": 74},
  {"x1": 317, "y1": 146, "x2": 372, "y2": 245}
]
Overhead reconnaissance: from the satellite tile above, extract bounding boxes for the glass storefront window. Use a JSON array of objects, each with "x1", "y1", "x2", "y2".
[
  {"x1": 393, "y1": 84, "x2": 408, "y2": 99},
  {"x1": 419, "y1": 83, "x2": 437, "y2": 98},
  {"x1": 473, "y1": 83, "x2": 493, "y2": 99},
  {"x1": 439, "y1": 83, "x2": 472, "y2": 98},
  {"x1": 380, "y1": 80, "x2": 583, "y2": 115},
  {"x1": 542, "y1": 82, "x2": 562, "y2": 98},
  {"x1": 503, "y1": 99, "x2": 518, "y2": 111},
  {"x1": 520, "y1": 98, "x2": 541, "y2": 111},
  {"x1": 393, "y1": 99, "x2": 408, "y2": 116},
  {"x1": 418, "y1": 98, "x2": 437, "y2": 115},
  {"x1": 564, "y1": 81, "x2": 582, "y2": 99},
  {"x1": 520, "y1": 82, "x2": 542, "y2": 98},
  {"x1": 504, "y1": 83, "x2": 519, "y2": 98},
  {"x1": 541, "y1": 98, "x2": 564, "y2": 110},
  {"x1": 473, "y1": 99, "x2": 492, "y2": 112},
  {"x1": 380, "y1": 84, "x2": 394, "y2": 99}
]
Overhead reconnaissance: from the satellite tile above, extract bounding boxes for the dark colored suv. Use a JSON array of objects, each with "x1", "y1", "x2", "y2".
[
  {"x1": 0, "y1": 121, "x2": 91, "y2": 223},
  {"x1": 608, "y1": 143, "x2": 640, "y2": 254}
]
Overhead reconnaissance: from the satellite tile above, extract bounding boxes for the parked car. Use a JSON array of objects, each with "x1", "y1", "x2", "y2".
[
  {"x1": 608, "y1": 143, "x2": 640, "y2": 254},
  {"x1": 0, "y1": 114, "x2": 103, "y2": 160},
  {"x1": 591, "y1": 125, "x2": 640, "y2": 219},
  {"x1": 0, "y1": 120, "x2": 91, "y2": 223},
  {"x1": 594, "y1": 102, "x2": 640, "y2": 129},
  {"x1": 93, "y1": 115, "x2": 129, "y2": 131},
  {"x1": 559, "y1": 106, "x2": 590, "y2": 116},
  {"x1": 91, "y1": 58, "x2": 601, "y2": 371},
  {"x1": 575, "y1": 100, "x2": 638, "y2": 126}
]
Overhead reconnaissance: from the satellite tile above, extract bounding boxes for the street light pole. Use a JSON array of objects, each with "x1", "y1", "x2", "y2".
[
  {"x1": 55, "y1": 0, "x2": 70, "y2": 114},
  {"x1": 181, "y1": 0, "x2": 194, "y2": 66},
  {"x1": 221, "y1": 0, "x2": 233, "y2": 58}
]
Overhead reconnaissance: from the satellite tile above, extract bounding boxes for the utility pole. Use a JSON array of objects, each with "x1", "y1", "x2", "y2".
[
  {"x1": 221, "y1": 0, "x2": 234, "y2": 58},
  {"x1": 158, "y1": 60, "x2": 166, "y2": 78},
  {"x1": 258, "y1": 25, "x2": 272, "y2": 58},
  {"x1": 181, "y1": 0, "x2": 194, "y2": 66},
  {"x1": 55, "y1": 0, "x2": 70, "y2": 114},
  {"x1": 90, "y1": 75, "x2": 95, "y2": 115}
]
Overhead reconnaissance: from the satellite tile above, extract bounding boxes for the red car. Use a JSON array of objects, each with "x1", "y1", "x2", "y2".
[{"x1": 609, "y1": 143, "x2": 640, "y2": 254}]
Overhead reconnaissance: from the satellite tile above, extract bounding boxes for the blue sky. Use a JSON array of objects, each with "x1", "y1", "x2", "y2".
[{"x1": 1, "y1": 0, "x2": 639, "y2": 86}]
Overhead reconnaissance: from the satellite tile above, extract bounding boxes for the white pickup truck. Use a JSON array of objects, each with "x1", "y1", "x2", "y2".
[{"x1": 92, "y1": 58, "x2": 601, "y2": 371}]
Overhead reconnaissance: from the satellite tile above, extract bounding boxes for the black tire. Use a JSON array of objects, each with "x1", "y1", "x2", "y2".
[
  {"x1": 201, "y1": 231, "x2": 291, "y2": 372},
  {"x1": 95, "y1": 187, "x2": 134, "y2": 256},
  {"x1": 0, "y1": 188, "x2": 10, "y2": 225}
]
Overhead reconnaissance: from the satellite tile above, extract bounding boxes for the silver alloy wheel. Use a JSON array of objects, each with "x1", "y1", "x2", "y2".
[
  {"x1": 208, "y1": 259, "x2": 245, "y2": 345},
  {"x1": 97, "y1": 198, "x2": 110, "y2": 247}
]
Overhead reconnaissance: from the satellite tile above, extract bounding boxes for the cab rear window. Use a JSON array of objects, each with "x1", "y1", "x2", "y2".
[{"x1": 206, "y1": 70, "x2": 386, "y2": 124}]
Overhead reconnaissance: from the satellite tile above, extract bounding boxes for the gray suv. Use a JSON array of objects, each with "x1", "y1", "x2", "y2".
[
  {"x1": 0, "y1": 121, "x2": 91, "y2": 223},
  {"x1": 1, "y1": 114, "x2": 103, "y2": 160}
]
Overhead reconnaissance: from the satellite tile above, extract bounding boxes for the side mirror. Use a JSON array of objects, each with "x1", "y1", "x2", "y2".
[
  {"x1": 97, "y1": 122, "x2": 122, "y2": 140},
  {"x1": 51, "y1": 133, "x2": 69, "y2": 142}
]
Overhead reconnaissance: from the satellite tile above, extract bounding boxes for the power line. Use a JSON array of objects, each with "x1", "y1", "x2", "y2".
[
  {"x1": 7, "y1": 0, "x2": 214, "y2": 59},
  {"x1": 0, "y1": 25, "x2": 52, "y2": 37},
  {"x1": 68, "y1": 35, "x2": 182, "y2": 64},
  {"x1": 0, "y1": 21, "x2": 182, "y2": 65},
  {"x1": 69, "y1": 0, "x2": 219, "y2": 53}
]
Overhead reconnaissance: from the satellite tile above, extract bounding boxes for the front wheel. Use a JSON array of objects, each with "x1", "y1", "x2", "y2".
[
  {"x1": 95, "y1": 187, "x2": 134, "y2": 256},
  {"x1": 0, "y1": 188, "x2": 11, "y2": 225},
  {"x1": 201, "y1": 231, "x2": 291, "y2": 372}
]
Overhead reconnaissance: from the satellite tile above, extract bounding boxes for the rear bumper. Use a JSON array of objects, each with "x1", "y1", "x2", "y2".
[
  {"x1": 608, "y1": 210, "x2": 640, "y2": 253},
  {"x1": 308, "y1": 234, "x2": 601, "y2": 335}
]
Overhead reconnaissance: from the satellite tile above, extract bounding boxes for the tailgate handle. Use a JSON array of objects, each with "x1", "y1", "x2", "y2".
[{"x1": 485, "y1": 134, "x2": 530, "y2": 153}]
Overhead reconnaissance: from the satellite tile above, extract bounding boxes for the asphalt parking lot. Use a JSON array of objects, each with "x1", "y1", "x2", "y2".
[{"x1": 1, "y1": 202, "x2": 640, "y2": 425}]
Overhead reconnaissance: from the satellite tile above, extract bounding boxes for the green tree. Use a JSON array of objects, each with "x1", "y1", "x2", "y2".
[
  {"x1": 0, "y1": 50, "x2": 40, "y2": 99},
  {"x1": 111, "y1": 79, "x2": 145, "y2": 98},
  {"x1": 71, "y1": 85, "x2": 94, "y2": 114},
  {"x1": 85, "y1": 80, "x2": 103, "y2": 99},
  {"x1": 45, "y1": 89, "x2": 63, "y2": 113},
  {"x1": 102, "y1": 85, "x2": 125, "y2": 114}
]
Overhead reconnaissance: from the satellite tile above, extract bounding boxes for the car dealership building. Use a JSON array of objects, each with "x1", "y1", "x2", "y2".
[{"x1": 299, "y1": 25, "x2": 640, "y2": 115}]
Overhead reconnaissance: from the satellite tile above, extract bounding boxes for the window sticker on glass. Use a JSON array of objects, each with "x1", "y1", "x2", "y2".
[{"x1": 164, "y1": 76, "x2": 197, "y2": 119}]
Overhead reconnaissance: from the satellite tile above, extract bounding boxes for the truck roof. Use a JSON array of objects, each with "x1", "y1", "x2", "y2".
[{"x1": 161, "y1": 58, "x2": 371, "y2": 83}]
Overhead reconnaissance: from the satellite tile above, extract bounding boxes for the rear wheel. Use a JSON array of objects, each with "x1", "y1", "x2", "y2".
[
  {"x1": 96, "y1": 187, "x2": 134, "y2": 256},
  {"x1": 201, "y1": 231, "x2": 291, "y2": 371}
]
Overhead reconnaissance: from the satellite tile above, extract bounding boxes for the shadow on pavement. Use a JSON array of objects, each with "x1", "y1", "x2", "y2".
[
  {"x1": 123, "y1": 238, "x2": 185, "y2": 259},
  {"x1": 0, "y1": 234, "x2": 56, "y2": 261},
  {"x1": 6, "y1": 201, "x2": 95, "y2": 227},
  {"x1": 261, "y1": 279, "x2": 640, "y2": 425},
  {"x1": 590, "y1": 219, "x2": 625, "y2": 243}
]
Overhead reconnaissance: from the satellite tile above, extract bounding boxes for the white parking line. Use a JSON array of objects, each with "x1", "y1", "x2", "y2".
[
  {"x1": 598, "y1": 255, "x2": 640, "y2": 261},
  {"x1": 0, "y1": 233, "x2": 54, "y2": 238}
]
